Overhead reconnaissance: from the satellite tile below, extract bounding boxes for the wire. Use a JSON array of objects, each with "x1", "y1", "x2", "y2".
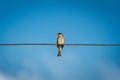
[{"x1": 0, "y1": 43, "x2": 120, "y2": 46}]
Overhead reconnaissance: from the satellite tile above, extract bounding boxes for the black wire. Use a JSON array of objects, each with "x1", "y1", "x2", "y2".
[{"x1": 0, "y1": 43, "x2": 120, "y2": 46}]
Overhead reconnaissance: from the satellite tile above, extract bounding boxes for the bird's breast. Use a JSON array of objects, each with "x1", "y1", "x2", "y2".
[{"x1": 58, "y1": 37, "x2": 64, "y2": 44}]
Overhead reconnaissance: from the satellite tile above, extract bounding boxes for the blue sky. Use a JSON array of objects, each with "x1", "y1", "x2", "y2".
[{"x1": 0, "y1": 0, "x2": 120, "y2": 80}]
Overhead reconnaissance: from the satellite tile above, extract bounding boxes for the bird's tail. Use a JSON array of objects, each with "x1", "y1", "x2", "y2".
[{"x1": 57, "y1": 48, "x2": 62, "y2": 57}]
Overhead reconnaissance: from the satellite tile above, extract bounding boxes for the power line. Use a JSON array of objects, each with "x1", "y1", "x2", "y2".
[{"x1": 0, "y1": 43, "x2": 120, "y2": 46}]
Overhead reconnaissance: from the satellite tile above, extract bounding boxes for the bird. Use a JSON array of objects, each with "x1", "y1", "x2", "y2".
[{"x1": 57, "y1": 32, "x2": 64, "y2": 56}]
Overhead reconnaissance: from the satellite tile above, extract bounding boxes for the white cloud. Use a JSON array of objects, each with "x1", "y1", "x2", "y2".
[
  {"x1": 0, "y1": 72, "x2": 44, "y2": 80},
  {"x1": 98, "y1": 63, "x2": 120, "y2": 80},
  {"x1": 0, "y1": 73, "x2": 15, "y2": 80}
]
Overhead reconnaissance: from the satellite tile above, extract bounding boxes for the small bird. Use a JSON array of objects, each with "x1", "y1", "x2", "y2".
[{"x1": 57, "y1": 32, "x2": 64, "y2": 56}]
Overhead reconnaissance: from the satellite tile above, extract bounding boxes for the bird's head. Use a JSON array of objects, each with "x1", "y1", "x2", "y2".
[
  {"x1": 57, "y1": 32, "x2": 64, "y2": 37},
  {"x1": 57, "y1": 32, "x2": 62, "y2": 35}
]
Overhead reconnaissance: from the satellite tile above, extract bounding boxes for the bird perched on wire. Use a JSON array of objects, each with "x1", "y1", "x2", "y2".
[{"x1": 57, "y1": 32, "x2": 64, "y2": 57}]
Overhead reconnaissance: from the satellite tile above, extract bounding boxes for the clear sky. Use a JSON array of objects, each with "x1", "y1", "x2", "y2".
[{"x1": 0, "y1": 0, "x2": 120, "y2": 80}]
